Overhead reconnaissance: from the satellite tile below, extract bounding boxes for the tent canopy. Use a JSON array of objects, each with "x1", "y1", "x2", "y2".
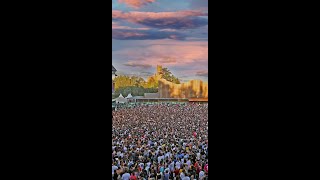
[
  {"x1": 114, "y1": 94, "x2": 127, "y2": 103},
  {"x1": 126, "y1": 93, "x2": 133, "y2": 99}
]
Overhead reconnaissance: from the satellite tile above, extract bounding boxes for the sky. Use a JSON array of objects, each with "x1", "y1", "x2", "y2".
[{"x1": 112, "y1": 0, "x2": 208, "y2": 82}]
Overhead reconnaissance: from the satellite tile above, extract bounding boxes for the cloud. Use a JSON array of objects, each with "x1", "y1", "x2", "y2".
[
  {"x1": 123, "y1": 62, "x2": 152, "y2": 69},
  {"x1": 159, "y1": 57, "x2": 177, "y2": 64},
  {"x1": 112, "y1": 28, "x2": 185, "y2": 40},
  {"x1": 112, "y1": 0, "x2": 208, "y2": 82},
  {"x1": 118, "y1": 0, "x2": 156, "y2": 8},
  {"x1": 196, "y1": 70, "x2": 208, "y2": 77},
  {"x1": 113, "y1": 39, "x2": 208, "y2": 82},
  {"x1": 140, "y1": 71, "x2": 154, "y2": 77},
  {"x1": 112, "y1": 21, "x2": 186, "y2": 40},
  {"x1": 190, "y1": 0, "x2": 208, "y2": 9},
  {"x1": 114, "y1": 40, "x2": 208, "y2": 71},
  {"x1": 112, "y1": 21, "x2": 150, "y2": 30},
  {"x1": 112, "y1": 10, "x2": 208, "y2": 29}
]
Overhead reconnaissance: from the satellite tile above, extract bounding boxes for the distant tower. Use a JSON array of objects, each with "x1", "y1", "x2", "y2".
[
  {"x1": 156, "y1": 65, "x2": 162, "y2": 77},
  {"x1": 112, "y1": 65, "x2": 117, "y2": 94}
]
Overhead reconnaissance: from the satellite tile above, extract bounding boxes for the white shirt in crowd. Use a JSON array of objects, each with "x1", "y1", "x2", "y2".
[
  {"x1": 122, "y1": 173, "x2": 130, "y2": 180},
  {"x1": 139, "y1": 163, "x2": 144, "y2": 170},
  {"x1": 180, "y1": 172, "x2": 185, "y2": 179},
  {"x1": 187, "y1": 160, "x2": 191, "y2": 166},
  {"x1": 199, "y1": 171, "x2": 205, "y2": 179},
  {"x1": 169, "y1": 162, "x2": 175, "y2": 171},
  {"x1": 176, "y1": 161, "x2": 181, "y2": 169},
  {"x1": 112, "y1": 165, "x2": 118, "y2": 175},
  {"x1": 197, "y1": 152, "x2": 201, "y2": 159}
]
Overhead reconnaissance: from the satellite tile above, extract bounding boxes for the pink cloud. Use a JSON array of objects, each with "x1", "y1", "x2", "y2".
[
  {"x1": 114, "y1": 40, "x2": 208, "y2": 68},
  {"x1": 118, "y1": 0, "x2": 156, "y2": 8},
  {"x1": 112, "y1": 10, "x2": 208, "y2": 29},
  {"x1": 113, "y1": 31, "x2": 147, "y2": 39},
  {"x1": 196, "y1": 70, "x2": 208, "y2": 77},
  {"x1": 113, "y1": 40, "x2": 208, "y2": 82},
  {"x1": 113, "y1": 10, "x2": 207, "y2": 20},
  {"x1": 112, "y1": 21, "x2": 150, "y2": 30}
]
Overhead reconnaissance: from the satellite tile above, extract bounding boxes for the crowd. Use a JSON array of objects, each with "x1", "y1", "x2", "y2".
[{"x1": 112, "y1": 103, "x2": 208, "y2": 180}]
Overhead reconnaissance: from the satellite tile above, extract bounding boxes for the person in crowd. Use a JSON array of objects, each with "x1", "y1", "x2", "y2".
[
  {"x1": 130, "y1": 172, "x2": 137, "y2": 180},
  {"x1": 122, "y1": 170, "x2": 130, "y2": 180}
]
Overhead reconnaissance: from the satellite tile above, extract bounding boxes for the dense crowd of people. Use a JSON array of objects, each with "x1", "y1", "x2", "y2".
[{"x1": 112, "y1": 103, "x2": 208, "y2": 180}]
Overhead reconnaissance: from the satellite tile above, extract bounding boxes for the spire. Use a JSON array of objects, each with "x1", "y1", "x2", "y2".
[{"x1": 156, "y1": 65, "x2": 162, "y2": 76}]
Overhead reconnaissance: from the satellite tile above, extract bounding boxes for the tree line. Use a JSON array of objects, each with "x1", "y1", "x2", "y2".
[{"x1": 113, "y1": 67, "x2": 180, "y2": 98}]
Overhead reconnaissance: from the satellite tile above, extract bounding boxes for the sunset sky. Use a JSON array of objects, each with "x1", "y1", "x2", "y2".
[{"x1": 112, "y1": 0, "x2": 208, "y2": 82}]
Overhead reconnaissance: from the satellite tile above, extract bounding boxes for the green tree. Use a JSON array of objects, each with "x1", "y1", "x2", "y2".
[
  {"x1": 113, "y1": 86, "x2": 157, "y2": 97},
  {"x1": 114, "y1": 75, "x2": 147, "y2": 89},
  {"x1": 113, "y1": 67, "x2": 180, "y2": 96},
  {"x1": 113, "y1": 75, "x2": 157, "y2": 97},
  {"x1": 161, "y1": 68, "x2": 180, "y2": 84},
  {"x1": 114, "y1": 75, "x2": 132, "y2": 89}
]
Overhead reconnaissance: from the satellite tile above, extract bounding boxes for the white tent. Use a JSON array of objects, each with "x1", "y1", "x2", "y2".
[
  {"x1": 115, "y1": 94, "x2": 127, "y2": 103},
  {"x1": 126, "y1": 93, "x2": 133, "y2": 99}
]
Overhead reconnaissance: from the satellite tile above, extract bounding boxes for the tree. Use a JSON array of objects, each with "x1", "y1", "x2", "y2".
[
  {"x1": 114, "y1": 75, "x2": 147, "y2": 89},
  {"x1": 114, "y1": 75, "x2": 132, "y2": 89},
  {"x1": 146, "y1": 77, "x2": 158, "y2": 88},
  {"x1": 113, "y1": 75, "x2": 157, "y2": 97},
  {"x1": 161, "y1": 68, "x2": 181, "y2": 84},
  {"x1": 113, "y1": 66, "x2": 180, "y2": 95}
]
